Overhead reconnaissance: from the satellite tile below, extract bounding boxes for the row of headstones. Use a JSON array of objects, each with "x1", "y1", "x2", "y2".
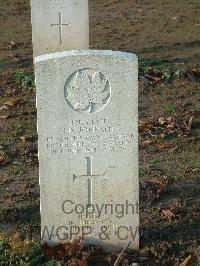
[{"x1": 31, "y1": 0, "x2": 139, "y2": 251}]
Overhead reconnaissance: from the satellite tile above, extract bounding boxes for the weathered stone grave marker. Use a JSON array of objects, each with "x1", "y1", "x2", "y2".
[
  {"x1": 51, "y1": 12, "x2": 71, "y2": 45},
  {"x1": 73, "y1": 156, "x2": 107, "y2": 205},
  {"x1": 30, "y1": 0, "x2": 89, "y2": 57},
  {"x1": 35, "y1": 50, "x2": 139, "y2": 251}
]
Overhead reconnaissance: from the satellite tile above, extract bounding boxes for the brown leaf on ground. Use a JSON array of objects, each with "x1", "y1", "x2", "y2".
[
  {"x1": 20, "y1": 135, "x2": 35, "y2": 144},
  {"x1": 0, "y1": 151, "x2": 6, "y2": 164},
  {"x1": 140, "y1": 115, "x2": 194, "y2": 141},
  {"x1": 152, "y1": 76, "x2": 162, "y2": 83},
  {"x1": 141, "y1": 176, "x2": 168, "y2": 204},
  {"x1": 8, "y1": 40, "x2": 17, "y2": 49},
  {"x1": 44, "y1": 243, "x2": 73, "y2": 261},
  {"x1": 65, "y1": 239, "x2": 83, "y2": 257},
  {"x1": 42, "y1": 240, "x2": 84, "y2": 263},
  {"x1": 155, "y1": 142, "x2": 175, "y2": 150},
  {"x1": 0, "y1": 104, "x2": 9, "y2": 111},
  {"x1": 20, "y1": 136, "x2": 28, "y2": 143},
  {"x1": 158, "y1": 117, "x2": 166, "y2": 125},
  {"x1": 68, "y1": 258, "x2": 88, "y2": 266},
  {"x1": 149, "y1": 177, "x2": 167, "y2": 188},
  {"x1": 166, "y1": 116, "x2": 175, "y2": 129},
  {"x1": 42, "y1": 242, "x2": 60, "y2": 259},
  {"x1": 161, "y1": 209, "x2": 176, "y2": 219},
  {"x1": 139, "y1": 120, "x2": 155, "y2": 132},
  {"x1": 0, "y1": 114, "x2": 11, "y2": 119},
  {"x1": 192, "y1": 67, "x2": 200, "y2": 77},
  {"x1": 0, "y1": 150, "x2": 8, "y2": 165},
  {"x1": 185, "y1": 116, "x2": 193, "y2": 132},
  {"x1": 171, "y1": 16, "x2": 179, "y2": 20},
  {"x1": 187, "y1": 68, "x2": 200, "y2": 81},
  {"x1": 4, "y1": 98, "x2": 22, "y2": 107},
  {"x1": 68, "y1": 258, "x2": 82, "y2": 266},
  {"x1": 9, "y1": 232, "x2": 29, "y2": 249},
  {"x1": 149, "y1": 176, "x2": 168, "y2": 194},
  {"x1": 142, "y1": 139, "x2": 154, "y2": 145},
  {"x1": 179, "y1": 255, "x2": 192, "y2": 266},
  {"x1": 139, "y1": 68, "x2": 164, "y2": 85}
]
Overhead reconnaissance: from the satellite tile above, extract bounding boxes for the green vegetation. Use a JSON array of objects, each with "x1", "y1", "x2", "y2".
[
  {"x1": 170, "y1": 175, "x2": 179, "y2": 182},
  {"x1": 140, "y1": 59, "x2": 170, "y2": 69},
  {"x1": 165, "y1": 103, "x2": 176, "y2": 113},
  {"x1": 15, "y1": 72, "x2": 35, "y2": 88},
  {"x1": 0, "y1": 237, "x2": 43, "y2": 266}
]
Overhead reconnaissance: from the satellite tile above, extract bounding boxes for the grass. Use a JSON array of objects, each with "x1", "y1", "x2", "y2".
[
  {"x1": 170, "y1": 175, "x2": 179, "y2": 182},
  {"x1": 0, "y1": 235, "x2": 44, "y2": 266},
  {"x1": 140, "y1": 59, "x2": 170, "y2": 69},
  {"x1": 149, "y1": 157, "x2": 164, "y2": 165},
  {"x1": 0, "y1": 59, "x2": 13, "y2": 71},
  {"x1": 15, "y1": 71, "x2": 35, "y2": 88},
  {"x1": 165, "y1": 103, "x2": 176, "y2": 113}
]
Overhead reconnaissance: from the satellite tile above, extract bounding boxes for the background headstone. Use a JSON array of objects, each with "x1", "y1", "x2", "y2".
[
  {"x1": 35, "y1": 50, "x2": 139, "y2": 251},
  {"x1": 31, "y1": 0, "x2": 89, "y2": 57}
]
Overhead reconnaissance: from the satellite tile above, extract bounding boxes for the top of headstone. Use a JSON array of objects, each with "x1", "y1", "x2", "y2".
[
  {"x1": 31, "y1": 0, "x2": 89, "y2": 57},
  {"x1": 35, "y1": 47, "x2": 139, "y2": 250},
  {"x1": 35, "y1": 50, "x2": 137, "y2": 63}
]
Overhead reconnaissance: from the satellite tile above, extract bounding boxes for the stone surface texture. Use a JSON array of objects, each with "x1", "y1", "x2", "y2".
[
  {"x1": 35, "y1": 50, "x2": 139, "y2": 251},
  {"x1": 31, "y1": 0, "x2": 89, "y2": 57}
]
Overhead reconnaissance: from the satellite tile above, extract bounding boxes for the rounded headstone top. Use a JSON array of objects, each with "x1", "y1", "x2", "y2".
[{"x1": 35, "y1": 50, "x2": 137, "y2": 63}]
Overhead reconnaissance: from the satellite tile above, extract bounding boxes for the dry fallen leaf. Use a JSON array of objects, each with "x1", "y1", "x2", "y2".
[
  {"x1": 0, "y1": 151, "x2": 6, "y2": 165},
  {"x1": 20, "y1": 136, "x2": 27, "y2": 143},
  {"x1": 186, "y1": 116, "x2": 193, "y2": 132},
  {"x1": 149, "y1": 177, "x2": 167, "y2": 187},
  {"x1": 161, "y1": 209, "x2": 175, "y2": 219},
  {"x1": 8, "y1": 40, "x2": 17, "y2": 49},
  {"x1": 187, "y1": 68, "x2": 200, "y2": 81},
  {"x1": 42, "y1": 239, "x2": 84, "y2": 264},
  {"x1": 19, "y1": 135, "x2": 34, "y2": 144},
  {"x1": 155, "y1": 142, "x2": 175, "y2": 150},
  {"x1": 160, "y1": 133, "x2": 166, "y2": 138},
  {"x1": 152, "y1": 76, "x2": 162, "y2": 83},
  {"x1": 4, "y1": 98, "x2": 22, "y2": 107},
  {"x1": 192, "y1": 67, "x2": 200, "y2": 75},
  {"x1": 68, "y1": 258, "x2": 87, "y2": 266},
  {"x1": 0, "y1": 104, "x2": 9, "y2": 111},
  {"x1": 166, "y1": 116, "x2": 175, "y2": 128},
  {"x1": 139, "y1": 120, "x2": 155, "y2": 132},
  {"x1": 141, "y1": 175, "x2": 168, "y2": 204},
  {"x1": 158, "y1": 117, "x2": 166, "y2": 125},
  {"x1": 192, "y1": 168, "x2": 199, "y2": 173},
  {"x1": 142, "y1": 139, "x2": 154, "y2": 145},
  {"x1": 0, "y1": 115, "x2": 11, "y2": 119},
  {"x1": 171, "y1": 16, "x2": 179, "y2": 20},
  {"x1": 179, "y1": 255, "x2": 192, "y2": 266},
  {"x1": 9, "y1": 232, "x2": 29, "y2": 249}
]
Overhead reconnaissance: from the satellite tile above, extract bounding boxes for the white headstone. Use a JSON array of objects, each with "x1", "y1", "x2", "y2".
[
  {"x1": 30, "y1": 0, "x2": 89, "y2": 57},
  {"x1": 35, "y1": 50, "x2": 139, "y2": 251}
]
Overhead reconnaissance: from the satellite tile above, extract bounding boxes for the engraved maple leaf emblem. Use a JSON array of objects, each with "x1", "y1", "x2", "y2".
[{"x1": 65, "y1": 69, "x2": 111, "y2": 113}]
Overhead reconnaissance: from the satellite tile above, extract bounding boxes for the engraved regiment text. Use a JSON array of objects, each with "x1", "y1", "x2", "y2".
[{"x1": 45, "y1": 118, "x2": 135, "y2": 155}]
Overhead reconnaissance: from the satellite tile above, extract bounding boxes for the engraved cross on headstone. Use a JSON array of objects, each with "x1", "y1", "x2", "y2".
[
  {"x1": 73, "y1": 157, "x2": 106, "y2": 205},
  {"x1": 51, "y1": 12, "x2": 70, "y2": 45}
]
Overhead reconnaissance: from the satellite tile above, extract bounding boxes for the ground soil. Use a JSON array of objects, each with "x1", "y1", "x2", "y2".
[{"x1": 0, "y1": 0, "x2": 200, "y2": 265}]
